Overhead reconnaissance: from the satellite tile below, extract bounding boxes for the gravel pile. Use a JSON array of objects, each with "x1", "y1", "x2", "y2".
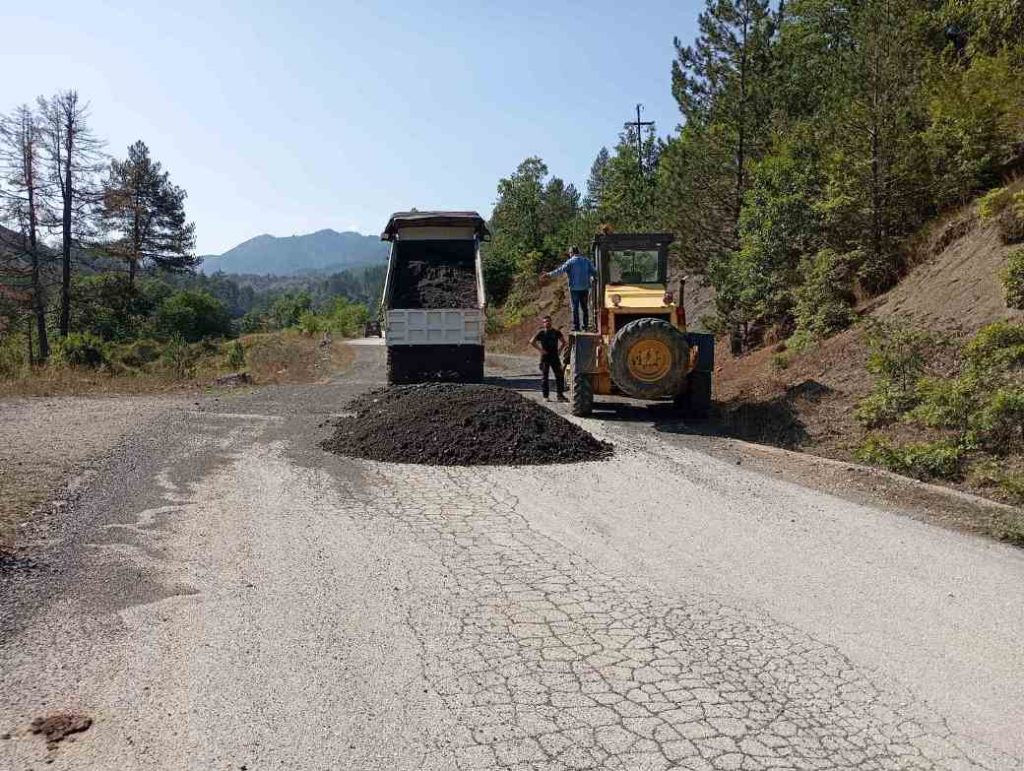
[
  {"x1": 391, "y1": 260, "x2": 478, "y2": 309},
  {"x1": 321, "y1": 383, "x2": 612, "y2": 466}
]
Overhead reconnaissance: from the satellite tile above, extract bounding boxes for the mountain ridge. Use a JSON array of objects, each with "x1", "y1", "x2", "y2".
[{"x1": 201, "y1": 228, "x2": 387, "y2": 276}]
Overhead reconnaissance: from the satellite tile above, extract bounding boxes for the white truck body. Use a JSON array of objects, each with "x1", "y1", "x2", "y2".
[{"x1": 384, "y1": 308, "x2": 484, "y2": 346}]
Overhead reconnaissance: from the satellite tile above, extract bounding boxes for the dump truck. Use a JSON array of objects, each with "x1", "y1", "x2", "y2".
[
  {"x1": 379, "y1": 211, "x2": 488, "y2": 384},
  {"x1": 564, "y1": 232, "x2": 714, "y2": 417}
]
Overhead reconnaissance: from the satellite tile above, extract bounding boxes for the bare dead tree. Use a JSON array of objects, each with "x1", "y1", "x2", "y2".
[
  {"x1": 0, "y1": 105, "x2": 53, "y2": 359},
  {"x1": 37, "y1": 90, "x2": 104, "y2": 338}
]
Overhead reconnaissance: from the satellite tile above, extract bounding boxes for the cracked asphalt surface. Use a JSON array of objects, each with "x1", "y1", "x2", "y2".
[{"x1": 1, "y1": 342, "x2": 1022, "y2": 770}]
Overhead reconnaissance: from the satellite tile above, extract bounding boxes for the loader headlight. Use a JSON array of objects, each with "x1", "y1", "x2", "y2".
[
  {"x1": 610, "y1": 294, "x2": 622, "y2": 307},
  {"x1": 663, "y1": 291, "x2": 675, "y2": 305}
]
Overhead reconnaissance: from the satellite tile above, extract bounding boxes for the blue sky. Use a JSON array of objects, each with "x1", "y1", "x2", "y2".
[{"x1": 3, "y1": 1, "x2": 701, "y2": 254}]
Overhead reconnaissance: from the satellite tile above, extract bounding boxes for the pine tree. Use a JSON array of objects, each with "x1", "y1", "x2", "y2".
[
  {"x1": 584, "y1": 148, "x2": 610, "y2": 211},
  {"x1": 101, "y1": 140, "x2": 197, "y2": 287},
  {"x1": 0, "y1": 105, "x2": 51, "y2": 359},
  {"x1": 37, "y1": 90, "x2": 104, "y2": 338}
]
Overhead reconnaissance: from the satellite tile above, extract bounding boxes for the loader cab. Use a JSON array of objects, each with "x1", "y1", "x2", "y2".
[{"x1": 592, "y1": 233, "x2": 680, "y2": 338}]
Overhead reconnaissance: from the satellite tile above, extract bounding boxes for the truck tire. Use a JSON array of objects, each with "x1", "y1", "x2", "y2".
[
  {"x1": 569, "y1": 351, "x2": 594, "y2": 417},
  {"x1": 463, "y1": 346, "x2": 485, "y2": 383},
  {"x1": 674, "y1": 370, "x2": 712, "y2": 419},
  {"x1": 387, "y1": 347, "x2": 413, "y2": 385},
  {"x1": 609, "y1": 318, "x2": 689, "y2": 399}
]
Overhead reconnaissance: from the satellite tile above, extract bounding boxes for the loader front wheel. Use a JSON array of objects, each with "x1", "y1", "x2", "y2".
[{"x1": 569, "y1": 352, "x2": 594, "y2": 417}]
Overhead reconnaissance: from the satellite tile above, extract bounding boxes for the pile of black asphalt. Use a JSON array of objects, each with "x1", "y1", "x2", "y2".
[{"x1": 321, "y1": 383, "x2": 612, "y2": 466}]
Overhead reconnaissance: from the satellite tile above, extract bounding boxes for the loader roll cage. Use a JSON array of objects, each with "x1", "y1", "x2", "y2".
[{"x1": 589, "y1": 232, "x2": 674, "y2": 321}]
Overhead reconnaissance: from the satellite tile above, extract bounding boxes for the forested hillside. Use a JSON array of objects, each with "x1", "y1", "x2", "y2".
[{"x1": 484, "y1": 0, "x2": 1023, "y2": 351}]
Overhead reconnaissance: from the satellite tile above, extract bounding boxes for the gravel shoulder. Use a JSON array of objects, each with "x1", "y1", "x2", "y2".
[{"x1": 0, "y1": 395, "x2": 186, "y2": 554}]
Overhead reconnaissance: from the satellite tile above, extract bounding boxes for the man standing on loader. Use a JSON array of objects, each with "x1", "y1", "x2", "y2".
[
  {"x1": 541, "y1": 246, "x2": 597, "y2": 331},
  {"x1": 530, "y1": 315, "x2": 567, "y2": 401}
]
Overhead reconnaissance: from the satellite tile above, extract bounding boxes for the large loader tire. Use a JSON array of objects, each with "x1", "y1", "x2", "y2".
[
  {"x1": 674, "y1": 370, "x2": 712, "y2": 419},
  {"x1": 569, "y1": 351, "x2": 594, "y2": 417},
  {"x1": 609, "y1": 318, "x2": 689, "y2": 399}
]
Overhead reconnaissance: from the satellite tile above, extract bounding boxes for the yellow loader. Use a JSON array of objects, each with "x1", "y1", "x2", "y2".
[{"x1": 565, "y1": 232, "x2": 714, "y2": 418}]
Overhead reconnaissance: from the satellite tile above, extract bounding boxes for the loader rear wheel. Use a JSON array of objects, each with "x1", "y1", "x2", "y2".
[
  {"x1": 569, "y1": 352, "x2": 594, "y2": 417},
  {"x1": 609, "y1": 318, "x2": 689, "y2": 399}
]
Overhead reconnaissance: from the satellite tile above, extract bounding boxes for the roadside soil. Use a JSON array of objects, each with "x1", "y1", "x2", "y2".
[
  {"x1": 0, "y1": 395, "x2": 182, "y2": 555},
  {"x1": 0, "y1": 338, "x2": 356, "y2": 554}
]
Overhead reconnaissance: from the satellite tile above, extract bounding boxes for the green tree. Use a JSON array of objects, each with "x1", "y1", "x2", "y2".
[
  {"x1": 269, "y1": 290, "x2": 312, "y2": 329},
  {"x1": 101, "y1": 140, "x2": 197, "y2": 287},
  {"x1": 157, "y1": 290, "x2": 232, "y2": 342},
  {"x1": 668, "y1": 0, "x2": 776, "y2": 241}
]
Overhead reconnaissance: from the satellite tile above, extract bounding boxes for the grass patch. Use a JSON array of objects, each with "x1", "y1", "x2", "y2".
[{"x1": 0, "y1": 331, "x2": 354, "y2": 397}]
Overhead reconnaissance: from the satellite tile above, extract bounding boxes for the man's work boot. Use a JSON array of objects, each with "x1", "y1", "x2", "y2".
[{"x1": 557, "y1": 394, "x2": 567, "y2": 402}]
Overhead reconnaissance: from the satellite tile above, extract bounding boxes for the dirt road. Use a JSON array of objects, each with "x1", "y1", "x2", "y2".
[{"x1": 1, "y1": 343, "x2": 1022, "y2": 770}]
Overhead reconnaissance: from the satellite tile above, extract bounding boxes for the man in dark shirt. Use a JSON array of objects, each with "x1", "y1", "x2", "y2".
[{"x1": 530, "y1": 315, "x2": 567, "y2": 401}]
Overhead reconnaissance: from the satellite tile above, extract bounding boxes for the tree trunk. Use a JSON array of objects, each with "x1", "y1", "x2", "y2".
[
  {"x1": 25, "y1": 137, "x2": 49, "y2": 360},
  {"x1": 59, "y1": 118, "x2": 74, "y2": 338},
  {"x1": 735, "y1": 12, "x2": 750, "y2": 226}
]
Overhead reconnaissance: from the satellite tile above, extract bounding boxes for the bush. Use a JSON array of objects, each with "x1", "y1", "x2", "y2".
[
  {"x1": 1002, "y1": 249, "x2": 1024, "y2": 310},
  {"x1": 0, "y1": 333, "x2": 28, "y2": 378},
  {"x1": 770, "y1": 353, "x2": 790, "y2": 372},
  {"x1": 110, "y1": 338, "x2": 163, "y2": 370},
  {"x1": 855, "y1": 436, "x2": 964, "y2": 480},
  {"x1": 974, "y1": 387, "x2": 1024, "y2": 451},
  {"x1": 157, "y1": 291, "x2": 232, "y2": 342},
  {"x1": 979, "y1": 186, "x2": 1024, "y2": 243},
  {"x1": 161, "y1": 336, "x2": 199, "y2": 379},
  {"x1": 978, "y1": 186, "x2": 1011, "y2": 219},
  {"x1": 963, "y1": 320, "x2": 1024, "y2": 373},
  {"x1": 792, "y1": 249, "x2": 856, "y2": 341},
  {"x1": 56, "y1": 332, "x2": 107, "y2": 369},
  {"x1": 855, "y1": 319, "x2": 942, "y2": 426},
  {"x1": 226, "y1": 340, "x2": 246, "y2": 370}
]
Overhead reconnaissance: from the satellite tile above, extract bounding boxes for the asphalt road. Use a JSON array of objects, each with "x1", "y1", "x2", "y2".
[{"x1": 1, "y1": 342, "x2": 1022, "y2": 770}]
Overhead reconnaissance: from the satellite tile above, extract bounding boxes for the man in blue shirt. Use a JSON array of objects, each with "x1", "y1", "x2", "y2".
[{"x1": 542, "y1": 246, "x2": 598, "y2": 331}]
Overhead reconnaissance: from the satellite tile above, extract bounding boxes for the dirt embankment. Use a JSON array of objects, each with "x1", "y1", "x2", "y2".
[
  {"x1": 713, "y1": 198, "x2": 1023, "y2": 511},
  {"x1": 322, "y1": 383, "x2": 612, "y2": 466}
]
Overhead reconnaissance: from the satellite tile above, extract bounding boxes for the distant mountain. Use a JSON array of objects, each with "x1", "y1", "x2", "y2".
[{"x1": 200, "y1": 229, "x2": 388, "y2": 276}]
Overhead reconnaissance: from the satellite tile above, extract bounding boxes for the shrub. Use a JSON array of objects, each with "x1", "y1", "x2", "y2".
[
  {"x1": 56, "y1": 332, "x2": 107, "y2": 369},
  {"x1": 0, "y1": 333, "x2": 28, "y2": 378},
  {"x1": 157, "y1": 291, "x2": 232, "y2": 342},
  {"x1": 963, "y1": 320, "x2": 1024, "y2": 373},
  {"x1": 792, "y1": 249, "x2": 856, "y2": 341},
  {"x1": 855, "y1": 319, "x2": 941, "y2": 426},
  {"x1": 978, "y1": 186, "x2": 1011, "y2": 219},
  {"x1": 770, "y1": 353, "x2": 790, "y2": 372},
  {"x1": 110, "y1": 338, "x2": 163, "y2": 370},
  {"x1": 161, "y1": 336, "x2": 199, "y2": 379},
  {"x1": 973, "y1": 387, "x2": 1024, "y2": 451},
  {"x1": 855, "y1": 436, "x2": 964, "y2": 480},
  {"x1": 1002, "y1": 248, "x2": 1024, "y2": 310},
  {"x1": 980, "y1": 187, "x2": 1024, "y2": 243},
  {"x1": 226, "y1": 340, "x2": 246, "y2": 370}
]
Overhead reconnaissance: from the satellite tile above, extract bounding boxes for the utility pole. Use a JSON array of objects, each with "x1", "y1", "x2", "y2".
[{"x1": 624, "y1": 104, "x2": 655, "y2": 173}]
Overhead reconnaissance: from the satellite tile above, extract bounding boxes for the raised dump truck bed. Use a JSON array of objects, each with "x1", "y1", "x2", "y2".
[{"x1": 379, "y1": 211, "x2": 488, "y2": 384}]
